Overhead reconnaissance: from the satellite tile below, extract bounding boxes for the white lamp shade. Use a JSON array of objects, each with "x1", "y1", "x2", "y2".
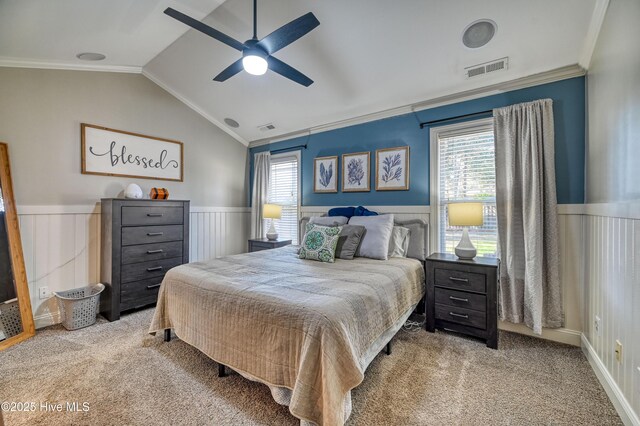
[
  {"x1": 448, "y1": 202, "x2": 484, "y2": 227},
  {"x1": 263, "y1": 203, "x2": 282, "y2": 219}
]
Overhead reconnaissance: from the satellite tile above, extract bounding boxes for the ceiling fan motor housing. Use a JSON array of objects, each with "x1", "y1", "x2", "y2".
[{"x1": 243, "y1": 39, "x2": 268, "y2": 59}]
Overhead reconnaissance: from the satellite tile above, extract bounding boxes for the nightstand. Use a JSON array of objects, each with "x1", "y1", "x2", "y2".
[
  {"x1": 248, "y1": 238, "x2": 292, "y2": 252},
  {"x1": 425, "y1": 253, "x2": 499, "y2": 349}
]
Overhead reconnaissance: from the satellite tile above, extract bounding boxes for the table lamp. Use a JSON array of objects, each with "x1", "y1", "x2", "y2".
[
  {"x1": 448, "y1": 202, "x2": 484, "y2": 260},
  {"x1": 263, "y1": 203, "x2": 282, "y2": 241}
]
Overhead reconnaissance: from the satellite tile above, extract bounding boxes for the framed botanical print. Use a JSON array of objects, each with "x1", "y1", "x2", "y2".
[
  {"x1": 375, "y1": 146, "x2": 409, "y2": 190},
  {"x1": 342, "y1": 152, "x2": 370, "y2": 192},
  {"x1": 314, "y1": 155, "x2": 338, "y2": 193}
]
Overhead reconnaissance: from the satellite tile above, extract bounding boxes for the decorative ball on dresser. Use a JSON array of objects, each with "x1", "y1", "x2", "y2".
[{"x1": 124, "y1": 183, "x2": 143, "y2": 199}]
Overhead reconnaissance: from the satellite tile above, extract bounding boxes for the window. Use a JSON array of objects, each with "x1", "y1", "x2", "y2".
[
  {"x1": 430, "y1": 118, "x2": 498, "y2": 257},
  {"x1": 266, "y1": 152, "x2": 300, "y2": 244}
]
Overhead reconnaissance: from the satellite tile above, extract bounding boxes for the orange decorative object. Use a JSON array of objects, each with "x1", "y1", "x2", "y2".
[{"x1": 150, "y1": 188, "x2": 169, "y2": 199}]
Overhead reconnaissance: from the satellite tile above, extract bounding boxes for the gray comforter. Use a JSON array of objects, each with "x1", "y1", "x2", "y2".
[{"x1": 149, "y1": 246, "x2": 424, "y2": 425}]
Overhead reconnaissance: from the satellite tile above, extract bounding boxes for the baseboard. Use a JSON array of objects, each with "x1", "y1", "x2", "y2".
[
  {"x1": 581, "y1": 334, "x2": 639, "y2": 426},
  {"x1": 498, "y1": 321, "x2": 582, "y2": 346},
  {"x1": 34, "y1": 312, "x2": 61, "y2": 329}
]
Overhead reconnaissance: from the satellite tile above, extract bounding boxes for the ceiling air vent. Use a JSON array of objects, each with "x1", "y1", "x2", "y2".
[
  {"x1": 465, "y1": 57, "x2": 509, "y2": 79},
  {"x1": 258, "y1": 123, "x2": 276, "y2": 132}
]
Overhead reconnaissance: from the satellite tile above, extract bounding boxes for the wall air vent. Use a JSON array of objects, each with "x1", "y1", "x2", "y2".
[
  {"x1": 258, "y1": 123, "x2": 276, "y2": 131},
  {"x1": 465, "y1": 57, "x2": 509, "y2": 79}
]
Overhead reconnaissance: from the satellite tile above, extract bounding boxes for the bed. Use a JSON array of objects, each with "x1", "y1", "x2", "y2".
[{"x1": 149, "y1": 218, "x2": 427, "y2": 425}]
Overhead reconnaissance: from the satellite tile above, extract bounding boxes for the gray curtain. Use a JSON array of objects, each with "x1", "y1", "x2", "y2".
[
  {"x1": 251, "y1": 152, "x2": 271, "y2": 239},
  {"x1": 493, "y1": 99, "x2": 562, "y2": 335}
]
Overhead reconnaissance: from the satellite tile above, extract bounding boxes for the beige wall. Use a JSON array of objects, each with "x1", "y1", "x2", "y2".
[
  {"x1": 0, "y1": 68, "x2": 247, "y2": 207},
  {"x1": 586, "y1": 0, "x2": 640, "y2": 203}
]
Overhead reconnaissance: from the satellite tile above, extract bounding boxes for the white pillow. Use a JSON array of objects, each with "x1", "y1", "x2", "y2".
[
  {"x1": 348, "y1": 214, "x2": 395, "y2": 260},
  {"x1": 388, "y1": 226, "x2": 410, "y2": 258},
  {"x1": 309, "y1": 216, "x2": 348, "y2": 226}
]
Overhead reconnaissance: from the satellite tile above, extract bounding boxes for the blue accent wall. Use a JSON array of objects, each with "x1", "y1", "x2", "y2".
[{"x1": 250, "y1": 76, "x2": 585, "y2": 206}]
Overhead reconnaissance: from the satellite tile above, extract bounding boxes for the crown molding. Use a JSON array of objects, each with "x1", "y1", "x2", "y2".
[
  {"x1": 249, "y1": 64, "x2": 586, "y2": 148},
  {"x1": 142, "y1": 69, "x2": 248, "y2": 147},
  {"x1": 579, "y1": 0, "x2": 610, "y2": 69},
  {"x1": 0, "y1": 57, "x2": 142, "y2": 73}
]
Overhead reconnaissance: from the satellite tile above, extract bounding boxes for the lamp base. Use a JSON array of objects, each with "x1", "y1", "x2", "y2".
[
  {"x1": 455, "y1": 227, "x2": 477, "y2": 260},
  {"x1": 266, "y1": 220, "x2": 278, "y2": 241}
]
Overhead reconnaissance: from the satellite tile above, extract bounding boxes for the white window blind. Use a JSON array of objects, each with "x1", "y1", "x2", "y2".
[
  {"x1": 266, "y1": 154, "x2": 300, "y2": 244},
  {"x1": 437, "y1": 127, "x2": 498, "y2": 257}
]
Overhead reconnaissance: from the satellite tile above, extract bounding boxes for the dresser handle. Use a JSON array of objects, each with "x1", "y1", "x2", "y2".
[
  {"x1": 147, "y1": 266, "x2": 163, "y2": 272},
  {"x1": 449, "y1": 277, "x2": 469, "y2": 283},
  {"x1": 147, "y1": 232, "x2": 164, "y2": 236},
  {"x1": 449, "y1": 296, "x2": 469, "y2": 303},
  {"x1": 146, "y1": 284, "x2": 161, "y2": 289},
  {"x1": 147, "y1": 213, "x2": 164, "y2": 217},
  {"x1": 147, "y1": 249, "x2": 164, "y2": 254},
  {"x1": 449, "y1": 312, "x2": 469, "y2": 319}
]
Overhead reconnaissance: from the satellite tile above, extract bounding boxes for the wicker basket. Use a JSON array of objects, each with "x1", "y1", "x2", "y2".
[
  {"x1": 0, "y1": 299, "x2": 23, "y2": 338},
  {"x1": 54, "y1": 284, "x2": 105, "y2": 331}
]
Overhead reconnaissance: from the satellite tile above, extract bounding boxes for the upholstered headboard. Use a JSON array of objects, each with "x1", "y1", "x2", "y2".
[{"x1": 299, "y1": 216, "x2": 429, "y2": 261}]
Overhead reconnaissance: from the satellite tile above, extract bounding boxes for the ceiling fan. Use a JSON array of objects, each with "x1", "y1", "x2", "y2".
[{"x1": 164, "y1": 0, "x2": 320, "y2": 86}]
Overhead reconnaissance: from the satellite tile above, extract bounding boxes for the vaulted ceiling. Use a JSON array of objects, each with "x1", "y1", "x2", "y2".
[{"x1": 0, "y1": 0, "x2": 603, "y2": 144}]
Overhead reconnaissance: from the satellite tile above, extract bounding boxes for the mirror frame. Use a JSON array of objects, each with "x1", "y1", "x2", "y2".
[{"x1": 0, "y1": 142, "x2": 34, "y2": 350}]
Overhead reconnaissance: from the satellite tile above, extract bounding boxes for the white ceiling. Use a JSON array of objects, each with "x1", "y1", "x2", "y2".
[
  {"x1": 1, "y1": 0, "x2": 600, "y2": 143},
  {"x1": 0, "y1": 0, "x2": 225, "y2": 68}
]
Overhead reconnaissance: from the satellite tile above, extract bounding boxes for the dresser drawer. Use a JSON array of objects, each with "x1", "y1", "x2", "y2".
[
  {"x1": 121, "y1": 257, "x2": 183, "y2": 283},
  {"x1": 121, "y1": 241, "x2": 183, "y2": 265},
  {"x1": 122, "y1": 225, "x2": 183, "y2": 246},
  {"x1": 435, "y1": 268, "x2": 486, "y2": 293},
  {"x1": 435, "y1": 304, "x2": 486, "y2": 329},
  {"x1": 120, "y1": 277, "x2": 163, "y2": 311},
  {"x1": 435, "y1": 288, "x2": 486, "y2": 312},
  {"x1": 121, "y1": 206, "x2": 184, "y2": 226}
]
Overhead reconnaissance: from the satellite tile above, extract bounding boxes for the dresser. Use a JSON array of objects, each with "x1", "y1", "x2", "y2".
[
  {"x1": 100, "y1": 199, "x2": 190, "y2": 321},
  {"x1": 248, "y1": 238, "x2": 292, "y2": 252},
  {"x1": 425, "y1": 253, "x2": 499, "y2": 349}
]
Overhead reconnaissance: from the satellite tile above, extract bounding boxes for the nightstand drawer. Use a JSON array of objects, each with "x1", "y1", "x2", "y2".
[
  {"x1": 435, "y1": 288, "x2": 486, "y2": 312},
  {"x1": 435, "y1": 304, "x2": 486, "y2": 329},
  {"x1": 435, "y1": 268, "x2": 486, "y2": 293},
  {"x1": 251, "y1": 242, "x2": 274, "y2": 250}
]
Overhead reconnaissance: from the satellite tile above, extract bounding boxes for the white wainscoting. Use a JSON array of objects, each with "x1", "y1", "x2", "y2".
[
  {"x1": 301, "y1": 205, "x2": 585, "y2": 346},
  {"x1": 16, "y1": 205, "x2": 250, "y2": 329},
  {"x1": 581, "y1": 206, "x2": 640, "y2": 425}
]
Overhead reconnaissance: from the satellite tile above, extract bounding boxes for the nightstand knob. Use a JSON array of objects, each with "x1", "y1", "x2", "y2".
[
  {"x1": 449, "y1": 277, "x2": 469, "y2": 283},
  {"x1": 449, "y1": 312, "x2": 469, "y2": 319},
  {"x1": 449, "y1": 296, "x2": 469, "y2": 303}
]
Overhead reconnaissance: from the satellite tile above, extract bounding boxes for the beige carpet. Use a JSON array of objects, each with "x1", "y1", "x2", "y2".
[{"x1": 0, "y1": 308, "x2": 620, "y2": 425}]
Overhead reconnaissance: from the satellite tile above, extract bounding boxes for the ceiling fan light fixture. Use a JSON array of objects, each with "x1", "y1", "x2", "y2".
[{"x1": 242, "y1": 54, "x2": 268, "y2": 75}]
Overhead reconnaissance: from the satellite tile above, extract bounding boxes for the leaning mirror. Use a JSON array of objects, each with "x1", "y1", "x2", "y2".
[{"x1": 0, "y1": 142, "x2": 34, "y2": 350}]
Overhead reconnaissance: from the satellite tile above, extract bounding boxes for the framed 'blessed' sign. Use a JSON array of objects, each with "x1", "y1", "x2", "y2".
[{"x1": 81, "y1": 123, "x2": 183, "y2": 182}]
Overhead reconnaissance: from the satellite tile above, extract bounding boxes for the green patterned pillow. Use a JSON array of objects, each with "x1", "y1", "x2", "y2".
[{"x1": 299, "y1": 223, "x2": 343, "y2": 263}]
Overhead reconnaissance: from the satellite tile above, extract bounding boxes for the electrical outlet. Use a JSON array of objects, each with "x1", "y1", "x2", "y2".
[
  {"x1": 39, "y1": 286, "x2": 50, "y2": 300},
  {"x1": 594, "y1": 315, "x2": 601, "y2": 337},
  {"x1": 614, "y1": 340, "x2": 622, "y2": 363}
]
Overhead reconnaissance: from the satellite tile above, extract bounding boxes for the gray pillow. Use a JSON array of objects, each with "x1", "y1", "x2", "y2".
[
  {"x1": 388, "y1": 226, "x2": 410, "y2": 258},
  {"x1": 335, "y1": 225, "x2": 366, "y2": 260},
  {"x1": 348, "y1": 214, "x2": 395, "y2": 260},
  {"x1": 309, "y1": 216, "x2": 348, "y2": 226}
]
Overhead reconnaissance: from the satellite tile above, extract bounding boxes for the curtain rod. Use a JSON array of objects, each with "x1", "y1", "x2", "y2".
[
  {"x1": 419, "y1": 109, "x2": 493, "y2": 129},
  {"x1": 270, "y1": 144, "x2": 307, "y2": 155}
]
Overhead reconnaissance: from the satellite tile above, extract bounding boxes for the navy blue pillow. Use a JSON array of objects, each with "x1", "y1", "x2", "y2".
[
  {"x1": 353, "y1": 206, "x2": 378, "y2": 216},
  {"x1": 328, "y1": 207, "x2": 355, "y2": 218}
]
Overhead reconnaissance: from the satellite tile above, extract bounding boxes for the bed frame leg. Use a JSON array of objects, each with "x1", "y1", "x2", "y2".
[
  {"x1": 218, "y1": 363, "x2": 227, "y2": 377},
  {"x1": 386, "y1": 341, "x2": 392, "y2": 355},
  {"x1": 164, "y1": 329, "x2": 171, "y2": 342}
]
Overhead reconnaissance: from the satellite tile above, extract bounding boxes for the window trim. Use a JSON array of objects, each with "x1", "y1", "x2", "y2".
[
  {"x1": 269, "y1": 150, "x2": 301, "y2": 244},
  {"x1": 429, "y1": 117, "x2": 494, "y2": 253}
]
